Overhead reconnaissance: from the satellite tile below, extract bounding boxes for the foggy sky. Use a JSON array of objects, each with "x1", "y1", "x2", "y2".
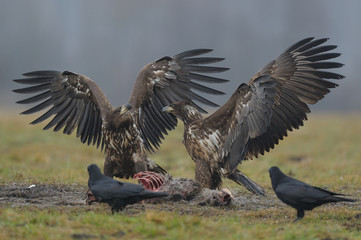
[{"x1": 1, "y1": 0, "x2": 360, "y2": 113}]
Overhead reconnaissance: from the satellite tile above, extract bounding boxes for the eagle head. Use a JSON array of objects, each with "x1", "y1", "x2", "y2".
[
  {"x1": 107, "y1": 103, "x2": 133, "y2": 129},
  {"x1": 115, "y1": 103, "x2": 132, "y2": 115},
  {"x1": 162, "y1": 100, "x2": 202, "y2": 124}
]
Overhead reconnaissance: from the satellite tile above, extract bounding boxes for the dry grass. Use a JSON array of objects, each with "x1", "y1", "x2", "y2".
[{"x1": 0, "y1": 112, "x2": 360, "y2": 239}]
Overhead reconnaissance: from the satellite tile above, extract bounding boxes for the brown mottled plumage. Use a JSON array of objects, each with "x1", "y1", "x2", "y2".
[
  {"x1": 163, "y1": 38, "x2": 344, "y2": 195},
  {"x1": 13, "y1": 49, "x2": 229, "y2": 179}
]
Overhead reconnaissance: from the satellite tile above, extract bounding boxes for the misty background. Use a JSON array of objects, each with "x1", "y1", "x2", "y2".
[{"x1": 1, "y1": 0, "x2": 360, "y2": 113}]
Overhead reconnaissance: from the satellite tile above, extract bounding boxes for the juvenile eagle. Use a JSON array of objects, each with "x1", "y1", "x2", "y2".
[
  {"x1": 163, "y1": 38, "x2": 344, "y2": 195},
  {"x1": 13, "y1": 49, "x2": 228, "y2": 178}
]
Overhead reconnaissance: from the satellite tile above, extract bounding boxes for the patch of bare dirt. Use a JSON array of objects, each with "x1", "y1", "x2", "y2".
[
  {"x1": 1, "y1": 182, "x2": 358, "y2": 218},
  {"x1": 0, "y1": 182, "x2": 284, "y2": 214},
  {"x1": 0, "y1": 182, "x2": 87, "y2": 208}
]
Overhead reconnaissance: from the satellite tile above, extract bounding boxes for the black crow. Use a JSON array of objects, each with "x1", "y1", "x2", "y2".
[
  {"x1": 269, "y1": 166, "x2": 356, "y2": 222},
  {"x1": 87, "y1": 164, "x2": 168, "y2": 213}
]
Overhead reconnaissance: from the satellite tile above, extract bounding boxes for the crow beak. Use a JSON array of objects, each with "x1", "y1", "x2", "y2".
[{"x1": 162, "y1": 106, "x2": 173, "y2": 113}]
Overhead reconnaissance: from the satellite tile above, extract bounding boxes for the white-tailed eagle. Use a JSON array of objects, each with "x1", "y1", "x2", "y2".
[
  {"x1": 163, "y1": 38, "x2": 344, "y2": 195},
  {"x1": 13, "y1": 49, "x2": 228, "y2": 179}
]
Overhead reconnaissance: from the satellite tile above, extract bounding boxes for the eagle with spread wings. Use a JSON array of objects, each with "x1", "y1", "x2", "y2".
[
  {"x1": 13, "y1": 49, "x2": 228, "y2": 179},
  {"x1": 163, "y1": 38, "x2": 344, "y2": 195}
]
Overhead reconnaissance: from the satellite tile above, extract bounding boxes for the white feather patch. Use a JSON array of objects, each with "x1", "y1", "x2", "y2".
[
  {"x1": 169, "y1": 60, "x2": 181, "y2": 71},
  {"x1": 153, "y1": 70, "x2": 164, "y2": 75},
  {"x1": 109, "y1": 139, "x2": 117, "y2": 150},
  {"x1": 132, "y1": 153, "x2": 140, "y2": 163}
]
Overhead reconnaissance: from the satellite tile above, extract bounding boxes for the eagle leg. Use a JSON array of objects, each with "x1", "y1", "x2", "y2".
[{"x1": 133, "y1": 171, "x2": 166, "y2": 191}]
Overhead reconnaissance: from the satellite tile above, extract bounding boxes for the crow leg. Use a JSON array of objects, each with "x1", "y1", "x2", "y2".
[
  {"x1": 111, "y1": 208, "x2": 121, "y2": 214},
  {"x1": 293, "y1": 209, "x2": 305, "y2": 222},
  {"x1": 111, "y1": 207, "x2": 123, "y2": 214}
]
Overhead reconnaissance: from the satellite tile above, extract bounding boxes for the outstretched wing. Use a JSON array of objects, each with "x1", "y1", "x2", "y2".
[
  {"x1": 245, "y1": 37, "x2": 344, "y2": 159},
  {"x1": 128, "y1": 49, "x2": 229, "y2": 152},
  {"x1": 203, "y1": 76, "x2": 277, "y2": 173},
  {"x1": 13, "y1": 71, "x2": 112, "y2": 148}
]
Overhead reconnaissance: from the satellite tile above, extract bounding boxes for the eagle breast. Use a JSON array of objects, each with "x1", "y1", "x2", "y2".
[{"x1": 184, "y1": 126, "x2": 223, "y2": 168}]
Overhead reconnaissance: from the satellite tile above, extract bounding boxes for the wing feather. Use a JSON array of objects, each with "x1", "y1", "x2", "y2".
[
  {"x1": 13, "y1": 71, "x2": 112, "y2": 148},
  {"x1": 187, "y1": 73, "x2": 229, "y2": 83},
  {"x1": 63, "y1": 101, "x2": 79, "y2": 134},
  {"x1": 187, "y1": 81, "x2": 225, "y2": 95},
  {"x1": 203, "y1": 76, "x2": 277, "y2": 172},
  {"x1": 13, "y1": 83, "x2": 52, "y2": 93},
  {"x1": 43, "y1": 98, "x2": 73, "y2": 130},
  {"x1": 129, "y1": 49, "x2": 229, "y2": 152},
  {"x1": 16, "y1": 91, "x2": 52, "y2": 104},
  {"x1": 246, "y1": 37, "x2": 344, "y2": 159},
  {"x1": 86, "y1": 106, "x2": 96, "y2": 145},
  {"x1": 80, "y1": 104, "x2": 92, "y2": 143},
  {"x1": 53, "y1": 99, "x2": 78, "y2": 132}
]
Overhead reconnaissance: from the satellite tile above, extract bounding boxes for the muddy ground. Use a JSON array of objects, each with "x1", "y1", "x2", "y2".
[
  {"x1": 1, "y1": 182, "x2": 357, "y2": 217},
  {"x1": 0, "y1": 182, "x2": 286, "y2": 214}
]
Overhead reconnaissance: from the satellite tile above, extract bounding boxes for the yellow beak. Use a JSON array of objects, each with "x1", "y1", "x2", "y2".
[{"x1": 162, "y1": 106, "x2": 174, "y2": 113}]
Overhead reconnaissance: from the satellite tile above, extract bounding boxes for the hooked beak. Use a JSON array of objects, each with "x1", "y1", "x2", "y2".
[
  {"x1": 162, "y1": 106, "x2": 173, "y2": 113},
  {"x1": 120, "y1": 103, "x2": 132, "y2": 114}
]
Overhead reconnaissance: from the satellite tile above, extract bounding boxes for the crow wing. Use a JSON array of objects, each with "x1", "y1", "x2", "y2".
[
  {"x1": 91, "y1": 179, "x2": 147, "y2": 201},
  {"x1": 245, "y1": 37, "x2": 344, "y2": 159},
  {"x1": 276, "y1": 182, "x2": 332, "y2": 205},
  {"x1": 128, "y1": 49, "x2": 229, "y2": 152},
  {"x1": 13, "y1": 71, "x2": 112, "y2": 148}
]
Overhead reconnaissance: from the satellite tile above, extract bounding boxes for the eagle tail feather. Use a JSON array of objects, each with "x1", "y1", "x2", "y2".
[{"x1": 229, "y1": 170, "x2": 265, "y2": 196}]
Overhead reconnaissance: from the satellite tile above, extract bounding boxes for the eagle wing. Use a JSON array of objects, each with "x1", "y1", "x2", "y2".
[
  {"x1": 203, "y1": 76, "x2": 277, "y2": 173},
  {"x1": 245, "y1": 37, "x2": 344, "y2": 159},
  {"x1": 13, "y1": 71, "x2": 112, "y2": 148},
  {"x1": 128, "y1": 49, "x2": 229, "y2": 152},
  {"x1": 202, "y1": 37, "x2": 344, "y2": 173}
]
